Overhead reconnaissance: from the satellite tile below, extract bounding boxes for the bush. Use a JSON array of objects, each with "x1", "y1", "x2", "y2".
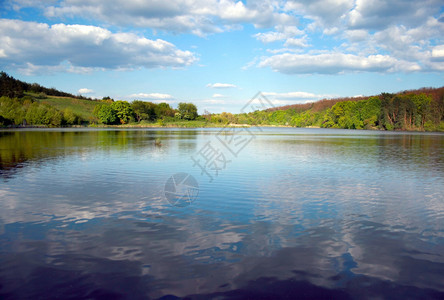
[
  {"x1": 96, "y1": 105, "x2": 117, "y2": 124},
  {"x1": 63, "y1": 108, "x2": 80, "y2": 125}
]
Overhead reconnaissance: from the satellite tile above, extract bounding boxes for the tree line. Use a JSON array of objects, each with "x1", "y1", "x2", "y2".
[
  {"x1": 1, "y1": 72, "x2": 443, "y2": 131},
  {"x1": 0, "y1": 95, "x2": 198, "y2": 127},
  {"x1": 0, "y1": 96, "x2": 81, "y2": 126},
  {"x1": 206, "y1": 89, "x2": 444, "y2": 132},
  {"x1": 93, "y1": 100, "x2": 198, "y2": 124},
  {"x1": 0, "y1": 72, "x2": 90, "y2": 100}
]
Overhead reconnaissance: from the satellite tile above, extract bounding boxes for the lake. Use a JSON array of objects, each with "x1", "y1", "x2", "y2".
[{"x1": 0, "y1": 127, "x2": 443, "y2": 299}]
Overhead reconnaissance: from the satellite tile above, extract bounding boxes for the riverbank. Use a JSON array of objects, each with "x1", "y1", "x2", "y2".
[{"x1": 2, "y1": 123, "x2": 443, "y2": 132}]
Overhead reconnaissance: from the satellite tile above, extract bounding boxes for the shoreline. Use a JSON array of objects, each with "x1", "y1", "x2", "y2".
[{"x1": 0, "y1": 124, "x2": 442, "y2": 133}]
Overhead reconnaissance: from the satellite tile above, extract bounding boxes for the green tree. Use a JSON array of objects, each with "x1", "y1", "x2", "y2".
[
  {"x1": 0, "y1": 96, "x2": 25, "y2": 125},
  {"x1": 154, "y1": 102, "x2": 174, "y2": 119},
  {"x1": 356, "y1": 96, "x2": 381, "y2": 129},
  {"x1": 24, "y1": 102, "x2": 62, "y2": 126},
  {"x1": 177, "y1": 102, "x2": 198, "y2": 120},
  {"x1": 111, "y1": 101, "x2": 133, "y2": 124},
  {"x1": 63, "y1": 108, "x2": 79, "y2": 125},
  {"x1": 132, "y1": 100, "x2": 156, "y2": 122},
  {"x1": 411, "y1": 94, "x2": 431, "y2": 128},
  {"x1": 95, "y1": 105, "x2": 117, "y2": 124}
]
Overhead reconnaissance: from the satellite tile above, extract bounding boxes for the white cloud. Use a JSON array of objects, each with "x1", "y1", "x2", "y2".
[
  {"x1": 5, "y1": 0, "x2": 443, "y2": 77},
  {"x1": 284, "y1": 36, "x2": 309, "y2": 48},
  {"x1": 344, "y1": 29, "x2": 369, "y2": 42},
  {"x1": 203, "y1": 99, "x2": 226, "y2": 104},
  {"x1": 129, "y1": 93, "x2": 174, "y2": 99},
  {"x1": 78, "y1": 88, "x2": 94, "y2": 94},
  {"x1": 254, "y1": 25, "x2": 304, "y2": 43},
  {"x1": 284, "y1": 0, "x2": 354, "y2": 28},
  {"x1": 263, "y1": 91, "x2": 333, "y2": 99},
  {"x1": 29, "y1": 0, "x2": 296, "y2": 35},
  {"x1": 431, "y1": 45, "x2": 444, "y2": 60},
  {"x1": 206, "y1": 83, "x2": 237, "y2": 88},
  {"x1": 212, "y1": 93, "x2": 225, "y2": 98},
  {"x1": 348, "y1": 0, "x2": 442, "y2": 30},
  {"x1": 258, "y1": 52, "x2": 421, "y2": 74},
  {"x1": 0, "y1": 19, "x2": 197, "y2": 74}
]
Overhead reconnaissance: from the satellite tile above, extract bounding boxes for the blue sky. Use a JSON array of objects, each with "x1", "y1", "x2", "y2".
[{"x1": 1, "y1": 0, "x2": 443, "y2": 113}]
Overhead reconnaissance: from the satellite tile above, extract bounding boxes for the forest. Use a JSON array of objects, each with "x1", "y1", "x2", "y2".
[
  {"x1": 207, "y1": 90, "x2": 444, "y2": 132},
  {"x1": 1, "y1": 72, "x2": 444, "y2": 131}
]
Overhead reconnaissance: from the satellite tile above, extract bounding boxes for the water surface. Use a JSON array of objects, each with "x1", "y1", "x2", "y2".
[{"x1": 1, "y1": 128, "x2": 443, "y2": 299}]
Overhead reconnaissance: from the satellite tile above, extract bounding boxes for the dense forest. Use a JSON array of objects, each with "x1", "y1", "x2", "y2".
[
  {"x1": 220, "y1": 89, "x2": 444, "y2": 131},
  {"x1": 203, "y1": 87, "x2": 444, "y2": 131},
  {"x1": 1, "y1": 72, "x2": 443, "y2": 131}
]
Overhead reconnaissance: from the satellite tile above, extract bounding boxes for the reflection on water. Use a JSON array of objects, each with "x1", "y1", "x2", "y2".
[{"x1": 0, "y1": 128, "x2": 443, "y2": 299}]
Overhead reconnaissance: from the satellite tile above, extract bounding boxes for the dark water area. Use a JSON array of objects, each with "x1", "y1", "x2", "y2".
[{"x1": 0, "y1": 128, "x2": 443, "y2": 299}]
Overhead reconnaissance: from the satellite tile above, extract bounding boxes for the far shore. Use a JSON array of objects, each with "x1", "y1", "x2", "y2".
[{"x1": 1, "y1": 124, "x2": 442, "y2": 133}]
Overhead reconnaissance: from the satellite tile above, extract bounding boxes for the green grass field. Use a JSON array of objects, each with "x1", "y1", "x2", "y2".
[{"x1": 31, "y1": 94, "x2": 99, "y2": 121}]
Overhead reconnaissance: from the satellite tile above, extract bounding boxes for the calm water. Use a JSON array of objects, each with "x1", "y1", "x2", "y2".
[{"x1": 0, "y1": 128, "x2": 443, "y2": 299}]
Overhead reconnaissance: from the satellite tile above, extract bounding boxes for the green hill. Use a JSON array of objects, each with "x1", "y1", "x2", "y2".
[{"x1": 31, "y1": 94, "x2": 97, "y2": 122}]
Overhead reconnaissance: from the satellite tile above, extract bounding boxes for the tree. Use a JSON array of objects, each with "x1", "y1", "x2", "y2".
[
  {"x1": 95, "y1": 104, "x2": 117, "y2": 124},
  {"x1": 356, "y1": 96, "x2": 381, "y2": 129},
  {"x1": 154, "y1": 102, "x2": 174, "y2": 119},
  {"x1": 63, "y1": 108, "x2": 79, "y2": 125},
  {"x1": 111, "y1": 101, "x2": 133, "y2": 124},
  {"x1": 24, "y1": 102, "x2": 62, "y2": 126},
  {"x1": 132, "y1": 100, "x2": 155, "y2": 122},
  {"x1": 411, "y1": 94, "x2": 431, "y2": 128},
  {"x1": 177, "y1": 102, "x2": 198, "y2": 120},
  {"x1": 0, "y1": 96, "x2": 25, "y2": 125}
]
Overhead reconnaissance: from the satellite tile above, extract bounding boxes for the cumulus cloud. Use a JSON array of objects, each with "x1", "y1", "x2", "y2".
[
  {"x1": 78, "y1": 88, "x2": 94, "y2": 94},
  {"x1": 203, "y1": 99, "x2": 226, "y2": 104},
  {"x1": 254, "y1": 25, "x2": 304, "y2": 43},
  {"x1": 5, "y1": 0, "x2": 443, "y2": 76},
  {"x1": 206, "y1": 83, "x2": 237, "y2": 88},
  {"x1": 284, "y1": 36, "x2": 309, "y2": 48},
  {"x1": 263, "y1": 91, "x2": 333, "y2": 99},
  {"x1": 284, "y1": 0, "x2": 354, "y2": 27},
  {"x1": 212, "y1": 93, "x2": 225, "y2": 98},
  {"x1": 348, "y1": 0, "x2": 442, "y2": 30},
  {"x1": 129, "y1": 93, "x2": 174, "y2": 99},
  {"x1": 253, "y1": 0, "x2": 443, "y2": 75},
  {"x1": 22, "y1": 0, "x2": 297, "y2": 35},
  {"x1": 258, "y1": 52, "x2": 421, "y2": 74},
  {"x1": 0, "y1": 19, "x2": 197, "y2": 73},
  {"x1": 431, "y1": 45, "x2": 444, "y2": 60},
  {"x1": 262, "y1": 91, "x2": 335, "y2": 106}
]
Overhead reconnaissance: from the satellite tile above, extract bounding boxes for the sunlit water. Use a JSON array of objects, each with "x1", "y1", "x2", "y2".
[{"x1": 0, "y1": 128, "x2": 443, "y2": 299}]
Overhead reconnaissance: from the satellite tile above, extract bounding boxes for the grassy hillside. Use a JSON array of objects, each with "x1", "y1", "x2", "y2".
[{"x1": 33, "y1": 94, "x2": 98, "y2": 122}]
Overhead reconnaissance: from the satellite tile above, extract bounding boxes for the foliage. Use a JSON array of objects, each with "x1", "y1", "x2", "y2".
[
  {"x1": 63, "y1": 108, "x2": 80, "y2": 125},
  {"x1": 0, "y1": 96, "x2": 80, "y2": 126},
  {"x1": 95, "y1": 104, "x2": 117, "y2": 124},
  {"x1": 131, "y1": 100, "x2": 156, "y2": 122},
  {"x1": 0, "y1": 96, "x2": 26, "y2": 125},
  {"x1": 207, "y1": 91, "x2": 441, "y2": 132},
  {"x1": 177, "y1": 102, "x2": 198, "y2": 120},
  {"x1": 25, "y1": 102, "x2": 63, "y2": 126},
  {"x1": 111, "y1": 101, "x2": 133, "y2": 124},
  {"x1": 154, "y1": 102, "x2": 175, "y2": 118},
  {"x1": 35, "y1": 95, "x2": 96, "y2": 122}
]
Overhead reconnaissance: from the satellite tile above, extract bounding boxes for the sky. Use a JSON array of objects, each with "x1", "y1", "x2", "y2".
[{"x1": 1, "y1": 0, "x2": 443, "y2": 113}]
